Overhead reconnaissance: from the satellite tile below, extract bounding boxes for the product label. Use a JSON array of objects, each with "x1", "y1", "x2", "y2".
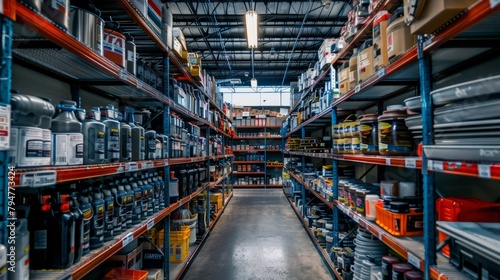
[
  {"x1": 18, "y1": 253, "x2": 30, "y2": 280},
  {"x1": 34, "y1": 230, "x2": 47, "y2": 249},
  {"x1": 42, "y1": 129, "x2": 52, "y2": 159},
  {"x1": 387, "y1": 32, "x2": 394, "y2": 53},
  {"x1": 0, "y1": 104, "x2": 10, "y2": 150},
  {"x1": 53, "y1": 134, "x2": 68, "y2": 165},
  {"x1": 9, "y1": 127, "x2": 18, "y2": 165},
  {"x1": 349, "y1": 71, "x2": 356, "y2": 83},
  {"x1": 103, "y1": 33, "x2": 125, "y2": 55},
  {"x1": 26, "y1": 140, "x2": 44, "y2": 158}
]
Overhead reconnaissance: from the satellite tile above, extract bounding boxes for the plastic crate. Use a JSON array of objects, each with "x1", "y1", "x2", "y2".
[
  {"x1": 169, "y1": 226, "x2": 190, "y2": 263},
  {"x1": 103, "y1": 268, "x2": 148, "y2": 280},
  {"x1": 375, "y1": 202, "x2": 423, "y2": 236},
  {"x1": 437, "y1": 197, "x2": 500, "y2": 257}
]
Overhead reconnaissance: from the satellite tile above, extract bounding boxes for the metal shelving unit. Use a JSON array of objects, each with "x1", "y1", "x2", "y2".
[
  {"x1": 9, "y1": 1, "x2": 235, "y2": 279},
  {"x1": 282, "y1": 1, "x2": 500, "y2": 279}
]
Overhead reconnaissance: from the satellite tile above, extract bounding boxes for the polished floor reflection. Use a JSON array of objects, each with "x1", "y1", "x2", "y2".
[{"x1": 183, "y1": 189, "x2": 333, "y2": 280}]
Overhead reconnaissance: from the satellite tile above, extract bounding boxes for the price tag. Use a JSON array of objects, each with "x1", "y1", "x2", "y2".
[
  {"x1": 358, "y1": 219, "x2": 366, "y2": 228},
  {"x1": 377, "y1": 68, "x2": 386, "y2": 78},
  {"x1": 407, "y1": 252, "x2": 421, "y2": 268},
  {"x1": 352, "y1": 214, "x2": 360, "y2": 224},
  {"x1": 491, "y1": 0, "x2": 500, "y2": 8},
  {"x1": 125, "y1": 162, "x2": 138, "y2": 172},
  {"x1": 405, "y1": 158, "x2": 417, "y2": 169},
  {"x1": 0, "y1": 104, "x2": 10, "y2": 150},
  {"x1": 432, "y1": 160, "x2": 443, "y2": 172},
  {"x1": 119, "y1": 69, "x2": 129, "y2": 81},
  {"x1": 354, "y1": 85, "x2": 361, "y2": 93},
  {"x1": 378, "y1": 231, "x2": 383, "y2": 241},
  {"x1": 141, "y1": 161, "x2": 153, "y2": 170},
  {"x1": 136, "y1": 80, "x2": 144, "y2": 90},
  {"x1": 386, "y1": 158, "x2": 391, "y2": 166},
  {"x1": 147, "y1": 219, "x2": 155, "y2": 230},
  {"x1": 478, "y1": 164, "x2": 491, "y2": 179},
  {"x1": 20, "y1": 171, "x2": 57, "y2": 187},
  {"x1": 122, "y1": 233, "x2": 134, "y2": 247}
]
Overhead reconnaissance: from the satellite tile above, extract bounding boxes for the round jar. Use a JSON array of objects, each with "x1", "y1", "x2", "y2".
[
  {"x1": 348, "y1": 186, "x2": 358, "y2": 210},
  {"x1": 343, "y1": 138, "x2": 353, "y2": 154},
  {"x1": 365, "y1": 194, "x2": 380, "y2": 221},
  {"x1": 392, "y1": 263, "x2": 413, "y2": 280},
  {"x1": 378, "y1": 110, "x2": 413, "y2": 156},
  {"x1": 404, "y1": 271, "x2": 423, "y2": 280},
  {"x1": 360, "y1": 114, "x2": 380, "y2": 155},
  {"x1": 351, "y1": 137, "x2": 361, "y2": 154},
  {"x1": 381, "y1": 256, "x2": 400, "y2": 280},
  {"x1": 355, "y1": 189, "x2": 370, "y2": 215}
]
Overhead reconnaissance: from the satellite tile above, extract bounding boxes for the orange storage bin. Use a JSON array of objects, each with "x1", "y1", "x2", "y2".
[
  {"x1": 103, "y1": 268, "x2": 148, "y2": 280},
  {"x1": 437, "y1": 197, "x2": 500, "y2": 257},
  {"x1": 375, "y1": 201, "x2": 423, "y2": 236}
]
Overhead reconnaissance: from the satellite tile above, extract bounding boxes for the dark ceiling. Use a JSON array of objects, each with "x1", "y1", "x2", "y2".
[{"x1": 166, "y1": 0, "x2": 351, "y2": 87}]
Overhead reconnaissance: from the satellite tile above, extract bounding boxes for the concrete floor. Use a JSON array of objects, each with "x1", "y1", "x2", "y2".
[{"x1": 183, "y1": 189, "x2": 333, "y2": 280}]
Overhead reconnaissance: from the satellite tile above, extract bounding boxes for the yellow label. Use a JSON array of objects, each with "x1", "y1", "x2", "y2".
[
  {"x1": 111, "y1": 128, "x2": 119, "y2": 133},
  {"x1": 24, "y1": 244, "x2": 30, "y2": 253},
  {"x1": 98, "y1": 131, "x2": 105, "y2": 136},
  {"x1": 83, "y1": 209, "x2": 92, "y2": 219},
  {"x1": 97, "y1": 206, "x2": 104, "y2": 213}
]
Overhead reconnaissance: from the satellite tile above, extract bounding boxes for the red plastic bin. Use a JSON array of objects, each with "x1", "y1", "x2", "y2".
[
  {"x1": 437, "y1": 197, "x2": 500, "y2": 257},
  {"x1": 103, "y1": 268, "x2": 148, "y2": 280}
]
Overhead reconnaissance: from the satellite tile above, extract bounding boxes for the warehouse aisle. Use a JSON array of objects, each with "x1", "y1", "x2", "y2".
[{"x1": 183, "y1": 189, "x2": 333, "y2": 280}]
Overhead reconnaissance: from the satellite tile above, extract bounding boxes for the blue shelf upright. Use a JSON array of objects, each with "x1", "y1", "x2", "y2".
[
  {"x1": 301, "y1": 127, "x2": 306, "y2": 217},
  {"x1": 162, "y1": 55, "x2": 171, "y2": 278},
  {"x1": 0, "y1": 14, "x2": 13, "y2": 246},
  {"x1": 418, "y1": 35, "x2": 436, "y2": 278},
  {"x1": 331, "y1": 107, "x2": 339, "y2": 247}
]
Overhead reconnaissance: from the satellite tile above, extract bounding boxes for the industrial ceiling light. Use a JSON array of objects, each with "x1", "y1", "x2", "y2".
[
  {"x1": 251, "y1": 78, "x2": 258, "y2": 89},
  {"x1": 245, "y1": 10, "x2": 258, "y2": 48}
]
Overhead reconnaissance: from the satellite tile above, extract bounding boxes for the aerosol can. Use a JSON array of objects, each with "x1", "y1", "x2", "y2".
[
  {"x1": 78, "y1": 194, "x2": 93, "y2": 254},
  {"x1": 118, "y1": 112, "x2": 132, "y2": 162},
  {"x1": 89, "y1": 190, "x2": 104, "y2": 249},
  {"x1": 52, "y1": 193, "x2": 75, "y2": 269},
  {"x1": 82, "y1": 107, "x2": 106, "y2": 164},
  {"x1": 101, "y1": 105, "x2": 120, "y2": 163},
  {"x1": 101, "y1": 189, "x2": 115, "y2": 241}
]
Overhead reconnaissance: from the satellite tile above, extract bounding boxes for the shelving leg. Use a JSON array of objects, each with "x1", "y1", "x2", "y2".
[
  {"x1": 264, "y1": 126, "x2": 267, "y2": 189},
  {"x1": 301, "y1": 127, "x2": 306, "y2": 217},
  {"x1": 0, "y1": 16, "x2": 13, "y2": 246},
  {"x1": 418, "y1": 35, "x2": 436, "y2": 277},
  {"x1": 331, "y1": 108, "x2": 339, "y2": 247},
  {"x1": 206, "y1": 127, "x2": 211, "y2": 229},
  {"x1": 163, "y1": 56, "x2": 171, "y2": 280}
]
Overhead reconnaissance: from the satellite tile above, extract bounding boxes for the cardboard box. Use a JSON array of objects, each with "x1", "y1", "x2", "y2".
[
  {"x1": 142, "y1": 250, "x2": 164, "y2": 268},
  {"x1": 373, "y1": 12, "x2": 391, "y2": 71},
  {"x1": 409, "y1": 0, "x2": 476, "y2": 35},
  {"x1": 106, "y1": 244, "x2": 143, "y2": 269},
  {"x1": 172, "y1": 27, "x2": 187, "y2": 50},
  {"x1": 338, "y1": 66, "x2": 350, "y2": 95},
  {"x1": 133, "y1": 244, "x2": 143, "y2": 270},
  {"x1": 318, "y1": 38, "x2": 337, "y2": 59},
  {"x1": 357, "y1": 41, "x2": 374, "y2": 83},
  {"x1": 173, "y1": 37, "x2": 183, "y2": 58},
  {"x1": 147, "y1": 0, "x2": 163, "y2": 35}
]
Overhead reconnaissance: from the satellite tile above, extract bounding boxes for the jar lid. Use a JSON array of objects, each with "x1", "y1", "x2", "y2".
[
  {"x1": 379, "y1": 109, "x2": 408, "y2": 120},
  {"x1": 404, "y1": 270, "x2": 423, "y2": 280},
  {"x1": 387, "y1": 104, "x2": 404, "y2": 111},
  {"x1": 382, "y1": 256, "x2": 400, "y2": 264},
  {"x1": 360, "y1": 114, "x2": 379, "y2": 122},
  {"x1": 392, "y1": 263, "x2": 413, "y2": 271}
]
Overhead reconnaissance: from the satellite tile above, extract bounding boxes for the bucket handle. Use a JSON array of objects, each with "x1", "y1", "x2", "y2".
[{"x1": 342, "y1": 114, "x2": 357, "y2": 122}]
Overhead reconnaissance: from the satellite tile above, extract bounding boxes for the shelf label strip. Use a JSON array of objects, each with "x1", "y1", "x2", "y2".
[
  {"x1": 405, "y1": 158, "x2": 417, "y2": 169},
  {"x1": 491, "y1": 0, "x2": 500, "y2": 8},
  {"x1": 147, "y1": 219, "x2": 155, "y2": 230},
  {"x1": 122, "y1": 232, "x2": 134, "y2": 247},
  {"x1": 407, "y1": 252, "x2": 420, "y2": 268},
  {"x1": 478, "y1": 164, "x2": 491, "y2": 179}
]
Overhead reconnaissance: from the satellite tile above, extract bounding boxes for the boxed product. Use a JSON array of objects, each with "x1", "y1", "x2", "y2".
[
  {"x1": 318, "y1": 38, "x2": 337, "y2": 59},
  {"x1": 147, "y1": 0, "x2": 163, "y2": 35},
  {"x1": 173, "y1": 27, "x2": 188, "y2": 50}
]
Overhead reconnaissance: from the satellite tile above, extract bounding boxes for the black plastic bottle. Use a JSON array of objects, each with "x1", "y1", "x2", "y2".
[
  {"x1": 118, "y1": 112, "x2": 132, "y2": 162},
  {"x1": 69, "y1": 192, "x2": 84, "y2": 263},
  {"x1": 78, "y1": 194, "x2": 92, "y2": 254},
  {"x1": 120, "y1": 178, "x2": 134, "y2": 229},
  {"x1": 89, "y1": 190, "x2": 104, "y2": 249},
  {"x1": 130, "y1": 180, "x2": 143, "y2": 224},
  {"x1": 101, "y1": 105, "x2": 120, "y2": 163},
  {"x1": 117, "y1": 182, "x2": 132, "y2": 230},
  {"x1": 125, "y1": 108, "x2": 145, "y2": 161},
  {"x1": 109, "y1": 182, "x2": 127, "y2": 233},
  {"x1": 101, "y1": 189, "x2": 115, "y2": 241},
  {"x1": 148, "y1": 174, "x2": 159, "y2": 213},
  {"x1": 28, "y1": 193, "x2": 53, "y2": 270},
  {"x1": 140, "y1": 174, "x2": 154, "y2": 216},
  {"x1": 136, "y1": 179, "x2": 149, "y2": 219},
  {"x1": 52, "y1": 193, "x2": 75, "y2": 269}
]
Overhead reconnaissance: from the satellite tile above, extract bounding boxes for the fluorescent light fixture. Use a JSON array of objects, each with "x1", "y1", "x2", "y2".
[
  {"x1": 251, "y1": 78, "x2": 258, "y2": 89},
  {"x1": 245, "y1": 10, "x2": 258, "y2": 48}
]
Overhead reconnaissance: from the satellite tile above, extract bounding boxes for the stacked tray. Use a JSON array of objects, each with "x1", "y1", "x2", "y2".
[{"x1": 403, "y1": 75, "x2": 500, "y2": 162}]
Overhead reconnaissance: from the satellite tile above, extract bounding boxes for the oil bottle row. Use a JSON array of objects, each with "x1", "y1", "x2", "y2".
[
  {"x1": 169, "y1": 114, "x2": 205, "y2": 158},
  {"x1": 10, "y1": 92, "x2": 169, "y2": 167},
  {"x1": 169, "y1": 165, "x2": 208, "y2": 200},
  {"x1": 12, "y1": 171, "x2": 170, "y2": 273}
]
